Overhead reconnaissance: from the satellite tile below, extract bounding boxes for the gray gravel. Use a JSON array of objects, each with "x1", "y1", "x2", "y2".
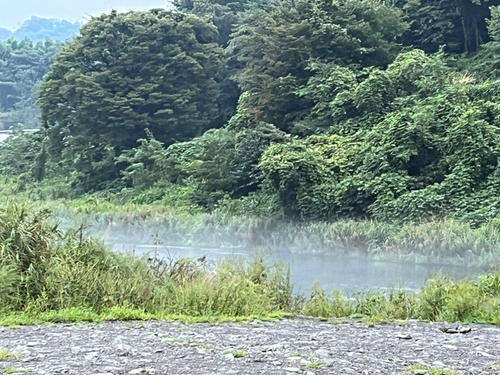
[{"x1": 0, "y1": 318, "x2": 499, "y2": 375}]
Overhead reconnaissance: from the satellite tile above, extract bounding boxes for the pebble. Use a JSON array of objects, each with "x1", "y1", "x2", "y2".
[{"x1": 0, "y1": 319, "x2": 498, "y2": 374}]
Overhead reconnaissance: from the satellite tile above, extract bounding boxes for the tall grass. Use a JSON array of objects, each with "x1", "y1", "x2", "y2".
[
  {"x1": 0, "y1": 204, "x2": 295, "y2": 318},
  {"x1": 1, "y1": 204, "x2": 500, "y2": 325}
]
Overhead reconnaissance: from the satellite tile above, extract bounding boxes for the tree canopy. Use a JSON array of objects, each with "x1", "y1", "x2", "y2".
[
  {"x1": 0, "y1": 38, "x2": 62, "y2": 129},
  {"x1": 6, "y1": 1, "x2": 500, "y2": 226},
  {"x1": 38, "y1": 9, "x2": 226, "y2": 191}
]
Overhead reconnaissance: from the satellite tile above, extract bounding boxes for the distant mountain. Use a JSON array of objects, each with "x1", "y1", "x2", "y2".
[
  {"x1": 1, "y1": 16, "x2": 81, "y2": 42},
  {"x1": 0, "y1": 28, "x2": 12, "y2": 40}
]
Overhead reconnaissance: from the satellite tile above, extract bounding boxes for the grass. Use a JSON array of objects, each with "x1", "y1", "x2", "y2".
[
  {"x1": 304, "y1": 360, "x2": 323, "y2": 369},
  {"x1": 1, "y1": 204, "x2": 500, "y2": 326},
  {"x1": 400, "y1": 365, "x2": 459, "y2": 374},
  {"x1": 0, "y1": 351, "x2": 21, "y2": 361},
  {"x1": 2, "y1": 368, "x2": 29, "y2": 374},
  {"x1": 232, "y1": 350, "x2": 248, "y2": 358}
]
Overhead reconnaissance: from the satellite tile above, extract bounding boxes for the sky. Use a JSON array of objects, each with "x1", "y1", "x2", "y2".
[{"x1": 1, "y1": 0, "x2": 170, "y2": 30}]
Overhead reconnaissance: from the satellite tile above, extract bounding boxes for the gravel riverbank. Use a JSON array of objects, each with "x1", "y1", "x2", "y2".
[{"x1": 0, "y1": 318, "x2": 499, "y2": 375}]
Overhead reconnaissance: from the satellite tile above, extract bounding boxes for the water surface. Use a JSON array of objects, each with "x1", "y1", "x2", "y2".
[{"x1": 112, "y1": 243, "x2": 486, "y2": 293}]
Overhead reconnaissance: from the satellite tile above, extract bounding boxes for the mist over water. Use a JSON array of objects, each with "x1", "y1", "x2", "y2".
[
  {"x1": 55, "y1": 213, "x2": 489, "y2": 293},
  {"x1": 107, "y1": 235, "x2": 485, "y2": 293}
]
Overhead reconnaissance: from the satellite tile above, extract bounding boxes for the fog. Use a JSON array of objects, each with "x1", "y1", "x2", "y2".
[
  {"x1": 1, "y1": 0, "x2": 169, "y2": 30},
  {"x1": 73, "y1": 217, "x2": 485, "y2": 293}
]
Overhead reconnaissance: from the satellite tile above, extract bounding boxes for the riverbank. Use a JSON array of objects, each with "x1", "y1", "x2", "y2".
[
  {"x1": 2, "y1": 204, "x2": 500, "y2": 327},
  {"x1": 0, "y1": 318, "x2": 499, "y2": 375},
  {"x1": 3, "y1": 188, "x2": 500, "y2": 267}
]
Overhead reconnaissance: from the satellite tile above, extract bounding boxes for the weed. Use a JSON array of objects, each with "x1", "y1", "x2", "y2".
[
  {"x1": 0, "y1": 350, "x2": 21, "y2": 361},
  {"x1": 233, "y1": 350, "x2": 248, "y2": 358},
  {"x1": 3, "y1": 368, "x2": 29, "y2": 374},
  {"x1": 0, "y1": 205, "x2": 500, "y2": 326},
  {"x1": 306, "y1": 361, "x2": 323, "y2": 369},
  {"x1": 400, "y1": 364, "x2": 458, "y2": 375}
]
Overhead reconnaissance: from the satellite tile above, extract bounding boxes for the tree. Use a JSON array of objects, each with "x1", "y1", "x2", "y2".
[
  {"x1": 38, "y1": 9, "x2": 226, "y2": 191},
  {"x1": 397, "y1": 0, "x2": 500, "y2": 54},
  {"x1": 228, "y1": 0, "x2": 407, "y2": 133},
  {"x1": 260, "y1": 50, "x2": 500, "y2": 224},
  {"x1": 174, "y1": 0, "x2": 274, "y2": 47},
  {"x1": 0, "y1": 38, "x2": 62, "y2": 129}
]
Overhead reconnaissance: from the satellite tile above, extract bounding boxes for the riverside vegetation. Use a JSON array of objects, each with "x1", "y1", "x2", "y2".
[
  {"x1": 1, "y1": 204, "x2": 500, "y2": 326},
  {"x1": 4, "y1": 2, "x2": 500, "y2": 266},
  {"x1": 3, "y1": 0, "x2": 500, "y2": 325}
]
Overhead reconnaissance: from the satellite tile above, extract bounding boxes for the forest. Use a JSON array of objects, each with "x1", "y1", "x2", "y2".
[
  {"x1": 4, "y1": 0, "x2": 500, "y2": 329},
  {"x1": 3, "y1": 0, "x2": 500, "y2": 229}
]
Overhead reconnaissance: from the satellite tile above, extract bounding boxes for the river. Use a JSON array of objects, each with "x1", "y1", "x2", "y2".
[{"x1": 112, "y1": 243, "x2": 486, "y2": 293}]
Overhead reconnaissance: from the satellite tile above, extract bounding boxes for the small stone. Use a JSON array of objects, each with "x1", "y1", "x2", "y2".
[
  {"x1": 85, "y1": 352, "x2": 99, "y2": 361},
  {"x1": 459, "y1": 326, "x2": 472, "y2": 334},
  {"x1": 397, "y1": 334, "x2": 412, "y2": 340},
  {"x1": 285, "y1": 368, "x2": 301, "y2": 373},
  {"x1": 341, "y1": 368, "x2": 357, "y2": 374},
  {"x1": 300, "y1": 359, "x2": 311, "y2": 366},
  {"x1": 128, "y1": 369, "x2": 145, "y2": 375},
  {"x1": 413, "y1": 370, "x2": 427, "y2": 375},
  {"x1": 315, "y1": 349, "x2": 331, "y2": 358},
  {"x1": 442, "y1": 344, "x2": 458, "y2": 351},
  {"x1": 432, "y1": 361, "x2": 445, "y2": 368},
  {"x1": 260, "y1": 344, "x2": 282, "y2": 352}
]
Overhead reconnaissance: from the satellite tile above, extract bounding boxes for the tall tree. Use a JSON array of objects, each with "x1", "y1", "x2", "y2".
[
  {"x1": 397, "y1": 0, "x2": 500, "y2": 54},
  {"x1": 0, "y1": 37, "x2": 62, "y2": 129},
  {"x1": 174, "y1": 0, "x2": 273, "y2": 47},
  {"x1": 228, "y1": 0, "x2": 407, "y2": 133},
  {"x1": 38, "y1": 9, "x2": 225, "y2": 191}
]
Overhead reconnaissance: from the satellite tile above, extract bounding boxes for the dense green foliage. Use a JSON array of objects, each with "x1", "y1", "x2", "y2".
[
  {"x1": 0, "y1": 38, "x2": 61, "y2": 129},
  {"x1": 0, "y1": 17, "x2": 81, "y2": 42},
  {"x1": 398, "y1": 0, "x2": 500, "y2": 54},
  {"x1": 5, "y1": 0, "x2": 500, "y2": 230},
  {"x1": 39, "y1": 10, "x2": 227, "y2": 191},
  {"x1": 259, "y1": 50, "x2": 500, "y2": 224}
]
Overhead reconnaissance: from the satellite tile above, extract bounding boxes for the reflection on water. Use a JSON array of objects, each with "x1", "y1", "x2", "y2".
[{"x1": 112, "y1": 243, "x2": 486, "y2": 293}]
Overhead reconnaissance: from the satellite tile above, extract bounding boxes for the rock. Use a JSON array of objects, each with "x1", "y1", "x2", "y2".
[
  {"x1": 260, "y1": 343, "x2": 282, "y2": 352},
  {"x1": 459, "y1": 326, "x2": 472, "y2": 334},
  {"x1": 413, "y1": 370, "x2": 427, "y2": 375},
  {"x1": 0, "y1": 318, "x2": 498, "y2": 375},
  {"x1": 128, "y1": 369, "x2": 145, "y2": 375},
  {"x1": 340, "y1": 368, "x2": 357, "y2": 374},
  {"x1": 397, "y1": 334, "x2": 412, "y2": 340},
  {"x1": 300, "y1": 358, "x2": 311, "y2": 366},
  {"x1": 315, "y1": 348, "x2": 331, "y2": 358}
]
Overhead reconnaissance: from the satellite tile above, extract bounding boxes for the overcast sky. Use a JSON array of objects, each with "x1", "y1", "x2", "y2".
[{"x1": 1, "y1": 0, "x2": 170, "y2": 30}]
